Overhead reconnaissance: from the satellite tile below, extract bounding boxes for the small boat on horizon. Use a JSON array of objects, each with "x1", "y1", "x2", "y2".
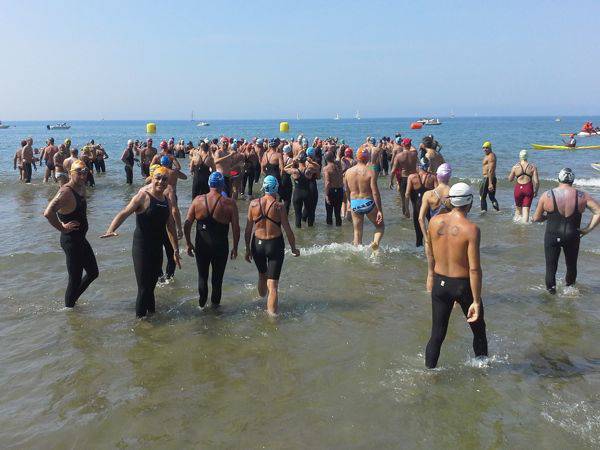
[
  {"x1": 334, "y1": 113, "x2": 340, "y2": 120},
  {"x1": 355, "y1": 110, "x2": 360, "y2": 120},
  {"x1": 0, "y1": 121, "x2": 9, "y2": 129},
  {"x1": 47, "y1": 123, "x2": 71, "y2": 130},
  {"x1": 196, "y1": 122, "x2": 210, "y2": 127},
  {"x1": 417, "y1": 118, "x2": 442, "y2": 126},
  {"x1": 555, "y1": 117, "x2": 561, "y2": 122}
]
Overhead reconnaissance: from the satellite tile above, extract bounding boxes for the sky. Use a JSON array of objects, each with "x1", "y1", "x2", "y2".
[{"x1": 1, "y1": 0, "x2": 599, "y2": 120}]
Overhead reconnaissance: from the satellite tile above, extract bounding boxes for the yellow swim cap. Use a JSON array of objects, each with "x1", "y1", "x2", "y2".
[
  {"x1": 482, "y1": 141, "x2": 492, "y2": 149},
  {"x1": 152, "y1": 166, "x2": 169, "y2": 177},
  {"x1": 149, "y1": 164, "x2": 162, "y2": 176},
  {"x1": 70, "y1": 160, "x2": 87, "y2": 172},
  {"x1": 64, "y1": 138, "x2": 71, "y2": 145}
]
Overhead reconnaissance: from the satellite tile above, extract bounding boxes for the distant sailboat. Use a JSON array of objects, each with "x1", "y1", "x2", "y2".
[
  {"x1": 355, "y1": 110, "x2": 361, "y2": 120},
  {"x1": 296, "y1": 113, "x2": 300, "y2": 120},
  {"x1": 555, "y1": 117, "x2": 561, "y2": 122},
  {"x1": 191, "y1": 110, "x2": 194, "y2": 122},
  {"x1": 450, "y1": 109, "x2": 455, "y2": 119},
  {"x1": 334, "y1": 113, "x2": 340, "y2": 120}
]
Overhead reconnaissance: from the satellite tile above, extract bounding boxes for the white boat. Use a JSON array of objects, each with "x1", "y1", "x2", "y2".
[
  {"x1": 355, "y1": 110, "x2": 361, "y2": 120},
  {"x1": 555, "y1": 117, "x2": 561, "y2": 122},
  {"x1": 0, "y1": 121, "x2": 9, "y2": 129},
  {"x1": 296, "y1": 113, "x2": 300, "y2": 120},
  {"x1": 417, "y1": 118, "x2": 442, "y2": 126},
  {"x1": 196, "y1": 122, "x2": 210, "y2": 127},
  {"x1": 47, "y1": 123, "x2": 71, "y2": 130},
  {"x1": 334, "y1": 113, "x2": 340, "y2": 120}
]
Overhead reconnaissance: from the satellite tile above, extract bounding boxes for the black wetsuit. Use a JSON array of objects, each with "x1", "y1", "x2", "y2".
[
  {"x1": 264, "y1": 159, "x2": 281, "y2": 183},
  {"x1": 325, "y1": 187, "x2": 344, "y2": 226},
  {"x1": 544, "y1": 189, "x2": 582, "y2": 293},
  {"x1": 307, "y1": 175, "x2": 319, "y2": 225},
  {"x1": 242, "y1": 157, "x2": 256, "y2": 197},
  {"x1": 381, "y1": 150, "x2": 389, "y2": 175},
  {"x1": 124, "y1": 148, "x2": 134, "y2": 184},
  {"x1": 280, "y1": 165, "x2": 293, "y2": 214},
  {"x1": 292, "y1": 169, "x2": 313, "y2": 228},
  {"x1": 85, "y1": 160, "x2": 95, "y2": 187},
  {"x1": 23, "y1": 162, "x2": 33, "y2": 183},
  {"x1": 410, "y1": 172, "x2": 433, "y2": 247},
  {"x1": 94, "y1": 157, "x2": 106, "y2": 173},
  {"x1": 251, "y1": 200, "x2": 285, "y2": 280},
  {"x1": 425, "y1": 274, "x2": 488, "y2": 368},
  {"x1": 192, "y1": 156, "x2": 210, "y2": 199},
  {"x1": 57, "y1": 187, "x2": 99, "y2": 307},
  {"x1": 132, "y1": 193, "x2": 170, "y2": 317},
  {"x1": 194, "y1": 196, "x2": 229, "y2": 307},
  {"x1": 480, "y1": 176, "x2": 499, "y2": 211}
]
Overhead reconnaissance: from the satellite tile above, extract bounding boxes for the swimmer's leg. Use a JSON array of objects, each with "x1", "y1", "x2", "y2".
[
  {"x1": 210, "y1": 247, "x2": 228, "y2": 306},
  {"x1": 544, "y1": 234, "x2": 561, "y2": 293},
  {"x1": 351, "y1": 211, "x2": 364, "y2": 246},
  {"x1": 563, "y1": 238, "x2": 580, "y2": 287},
  {"x1": 195, "y1": 249, "x2": 211, "y2": 307},
  {"x1": 258, "y1": 273, "x2": 268, "y2": 298},
  {"x1": 266, "y1": 279, "x2": 279, "y2": 315},
  {"x1": 425, "y1": 282, "x2": 454, "y2": 368},
  {"x1": 366, "y1": 207, "x2": 384, "y2": 250},
  {"x1": 521, "y1": 207, "x2": 530, "y2": 223}
]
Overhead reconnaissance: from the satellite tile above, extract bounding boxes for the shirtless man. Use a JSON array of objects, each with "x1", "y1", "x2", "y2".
[
  {"x1": 93, "y1": 143, "x2": 108, "y2": 173},
  {"x1": 21, "y1": 138, "x2": 37, "y2": 183},
  {"x1": 214, "y1": 140, "x2": 236, "y2": 197},
  {"x1": 344, "y1": 148, "x2": 384, "y2": 249},
  {"x1": 368, "y1": 137, "x2": 383, "y2": 177},
  {"x1": 63, "y1": 148, "x2": 79, "y2": 173},
  {"x1": 54, "y1": 144, "x2": 69, "y2": 186},
  {"x1": 141, "y1": 138, "x2": 157, "y2": 177},
  {"x1": 425, "y1": 182, "x2": 488, "y2": 368},
  {"x1": 424, "y1": 144, "x2": 445, "y2": 175},
  {"x1": 391, "y1": 138, "x2": 418, "y2": 215},
  {"x1": 229, "y1": 143, "x2": 246, "y2": 200},
  {"x1": 41, "y1": 138, "x2": 59, "y2": 182},
  {"x1": 480, "y1": 141, "x2": 499, "y2": 211},
  {"x1": 322, "y1": 151, "x2": 344, "y2": 226},
  {"x1": 13, "y1": 141, "x2": 25, "y2": 181}
]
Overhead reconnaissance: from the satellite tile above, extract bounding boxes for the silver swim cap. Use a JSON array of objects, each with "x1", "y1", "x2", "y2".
[{"x1": 449, "y1": 182, "x2": 474, "y2": 207}]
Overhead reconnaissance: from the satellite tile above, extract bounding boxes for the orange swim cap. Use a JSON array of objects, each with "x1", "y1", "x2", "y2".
[
  {"x1": 152, "y1": 166, "x2": 169, "y2": 177},
  {"x1": 356, "y1": 147, "x2": 370, "y2": 162}
]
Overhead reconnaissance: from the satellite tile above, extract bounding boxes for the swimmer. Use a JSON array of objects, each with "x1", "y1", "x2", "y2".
[
  {"x1": 44, "y1": 160, "x2": 98, "y2": 308},
  {"x1": 121, "y1": 140, "x2": 137, "y2": 185},
  {"x1": 262, "y1": 137, "x2": 284, "y2": 183},
  {"x1": 228, "y1": 142, "x2": 246, "y2": 200},
  {"x1": 344, "y1": 148, "x2": 384, "y2": 249},
  {"x1": 63, "y1": 148, "x2": 78, "y2": 173},
  {"x1": 480, "y1": 141, "x2": 499, "y2": 211},
  {"x1": 13, "y1": 140, "x2": 25, "y2": 181},
  {"x1": 190, "y1": 142, "x2": 215, "y2": 199},
  {"x1": 41, "y1": 138, "x2": 59, "y2": 182},
  {"x1": 285, "y1": 151, "x2": 319, "y2": 228},
  {"x1": 242, "y1": 142, "x2": 260, "y2": 199},
  {"x1": 21, "y1": 138, "x2": 37, "y2": 183},
  {"x1": 508, "y1": 149, "x2": 539, "y2": 223},
  {"x1": 53, "y1": 144, "x2": 69, "y2": 186},
  {"x1": 214, "y1": 139, "x2": 236, "y2": 197},
  {"x1": 368, "y1": 137, "x2": 383, "y2": 176},
  {"x1": 532, "y1": 168, "x2": 600, "y2": 294},
  {"x1": 279, "y1": 144, "x2": 294, "y2": 213},
  {"x1": 140, "y1": 138, "x2": 157, "y2": 177},
  {"x1": 304, "y1": 147, "x2": 321, "y2": 225},
  {"x1": 244, "y1": 176, "x2": 300, "y2": 315},
  {"x1": 101, "y1": 166, "x2": 181, "y2": 317},
  {"x1": 419, "y1": 163, "x2": 453, "y2": 290},
  {"x1": 322, "y1": 151, "x2": 344, "y2": 226},
  {"x1": 93, "y1": 142, "x2": 108, "y2": 173},
  {"x1": 390, "y1": 138, "x2": 418, "y2": 215},
  {"x1": 425, "y1": 182, "x2": 488, "y2": 368},
  {"x1": 406, "y1": 157, "x2": 437, "y2": 247},
  {"x1": 184, "y1": 172, "x2": 240, "y2": 308}
]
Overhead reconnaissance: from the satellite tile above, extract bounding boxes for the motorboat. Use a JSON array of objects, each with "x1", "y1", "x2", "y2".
[
  {"x1": 334, "y1": 113, "x2": 340, "y2": 120},
  {"x1": 0, "y1": 121, "x2": 9, "y2": 129},
  {"x1": 417, "y1": 118, "x2": 442, "y2": 126},
  {"x1": 47, "y1": 123, "x2": 71, "y2": 130},
  {"x1": 355, "y1": 110, "x2": 360, "y2": 120},
  {"x1": 555, "y1": 117, "x2": 561, "y2": 122},
  {"x1": 196, "y1": 122, "x2": 210, "y2": 127},
  {"x1": 560, "y1": 131, "x2": 600, "y2": 138}
]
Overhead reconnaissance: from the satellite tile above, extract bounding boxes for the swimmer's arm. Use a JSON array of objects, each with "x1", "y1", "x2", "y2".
[
  {"x1": 183, "y1": 203, "x2": 196, "y2": 252},
  {"x1": 165, "y1": 213, "x2": 180, "y2": 254},
  {"x1": 418, "y1": 193, "x2": 429, "y2": 239},
  {"x1": 103, "y1": 193, "x2": 142, "y2": 235},
  {"x1": 405, "y1": 178, "x2": 413, "y2": 199},
  {"x1": 468, "y1": 227, "x2": 482, "y2": 305},
  {"x1": 43, "y1": 189, "x2": 68, "y2": 232},
  {"x1": 171, "y1": 157, "x2": 181, "y2": 171},
  {"x1": 231, "y1": 202, "x2": 240, "y2": 254},
  {"x1": 244, "y1": 205, "x2": 254, "y2": 253},
  {"x1": 281, "y1": 206, "x2": 298, "y2": 253},
  {"x1": 581, "y1": 196, "x2": 600, "y2": 235},
  {"x1": 371, "y1": 173, "x2": 383, "y2": 216},
  {"x1": 176, "y1": 170, "x2": 187, "y2": 180},
  {"x1": 214, "y1": 151, "x2": 233, "y2": 165},
  {"x1": 278, "y1": 154, "x2": 285, "y2": 176},
  {"x1": 323, "y1": 169, "x2": 331, "y2": 198},
  {"x1": 488, "y1": 157, "x2": 496, "y2": 183},
  {"x1": 120, "y1": 149, "x2": 130, "y2": 166},
  {"x1": 426, "y1": 227, "x2": 435, "y2": 273},
  {"x1": 508, "y1": 166, "x2": 515, "y2": 182},
  {"x1": 169, "y1": 191, "x2": 182, "y2": 236},
  {"x1": 532, "y1": 193, "x2": 548, "y2": 222},
  {"x1": 532, "y1": 166, "x2": 539, "y2": 195},
  {"x1": 13, "y1": 152, "x2": 18, "y2": 169}
]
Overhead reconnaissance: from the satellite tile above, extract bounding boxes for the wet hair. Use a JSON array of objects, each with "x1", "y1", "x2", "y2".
[
  {"x1": 199, "y1": 142, "x2": 209, "y2": 152},
  {"x1": 325, "y1": 151, "x2": 335, "y2": 163},
  {"x1": 20, "y1": 140, "x2": 27, "y2": 146},
  {"x1": 48, "y1": 137, "x2": 54, "y2": 144}
]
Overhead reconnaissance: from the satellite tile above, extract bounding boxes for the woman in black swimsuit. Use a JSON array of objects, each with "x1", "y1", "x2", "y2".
[{"x1": 190, "y1": 142, "x2": 214, "y2": 199}]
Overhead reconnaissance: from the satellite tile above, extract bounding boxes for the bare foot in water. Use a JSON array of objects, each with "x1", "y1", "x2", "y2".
[{"x1": 370, "y1": 241, "x2": 379, "y2": 251}]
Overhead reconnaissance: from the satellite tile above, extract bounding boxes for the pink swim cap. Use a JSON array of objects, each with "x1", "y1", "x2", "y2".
[
  {"x1": 436, "y1": 163, "x2": 452, "y2": 183},
  {"x1": 402, "y1": 138, "x2": 412, "y2": 147},
  {"x1": 160, "y1": 140, "x2": 168, "y2": 150}
]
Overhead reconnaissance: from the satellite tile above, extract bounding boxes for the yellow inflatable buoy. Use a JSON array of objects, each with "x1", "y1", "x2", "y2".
[
  {"x1": 279, "y1": 121, "x2": 289, "y2": 133},
  {"x1": 146, "y1": 123, "x2": 156, "y2": 134}
]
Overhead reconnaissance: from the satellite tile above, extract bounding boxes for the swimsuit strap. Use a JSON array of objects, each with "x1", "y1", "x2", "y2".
[
  {"x1": 550, "y1": 189, "x2": 558, "y2": 212},
  {"x1": 209, "y1": 195, "x2": 222, "y2": 218}
]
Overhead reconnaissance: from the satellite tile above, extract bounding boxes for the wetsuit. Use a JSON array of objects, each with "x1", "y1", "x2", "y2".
[
  {"x1": 480, "y1": 176, "x2": 499, "y2": 211},
  {"x1": 194, "y1": 196, "x2": 229, "y2": 307},
  {"x1": 57, "y1": 187, "x2": 99, "y2": 307},
  {"x1": 280, "y1": 166, "x2": 293, "y2": 214},
  {"x1": 132, "y1": 193, "x2": 170, "y2": 317},
  {"x1": 292, "y1": 169, "x2": 312, "y2": 228},
  {"x1": 410, "y1": 173, "x2": 433, "y2": 247},
  {"x1": 325, "y1": 187, "x2": 344, "y2": 226},
  {"x1": 192, "y1": 156, "x2": 210, "y2": 199},
  {"x1": 251, "y1": 200, "x2": 285, "y2": 280},
  {"x1": 544, "y1": 190, "x2": 582, "y2": 293},
  {"x1": 94, "y1": 156, "x2": 106, "y2": 173},
  {"x1": 425, "y1": 273, "x2": 488, "y2": 368},
  {"x1": 513, "y1": 164, "x2": 534, "y2": 208},
  {"x1": 84, "y1": 160, "x2": 95, "y2": 187},
  {"x1": 306, "y1": 175, "x2": 319, "y2": 225},
  {"x1": 161, "y1": 232, "x2": 176, "y2": 280},
  {"x1": 381, "y1": 150, "x2": 389, "y2": 175},
  {"x1": 242, "y1": 156, "x2": 256, "y2": 197},
  {"x1": 124, "y1": 148, "x2": 134, "y2": 185}
]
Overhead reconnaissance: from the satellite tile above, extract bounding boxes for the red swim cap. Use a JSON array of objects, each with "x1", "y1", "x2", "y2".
[
  {"x1": 160, "y1": 140, "x2": 168, "y2": 149},
  {"x1": 402, "y1": 138, "x2": 412, "y2": 147},
  {"x1": 345, "y1": 148, "x2": 353, "y2": 157}
]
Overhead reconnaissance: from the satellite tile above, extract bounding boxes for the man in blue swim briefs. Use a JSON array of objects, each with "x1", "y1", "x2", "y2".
[{"x1": 344, "y1": 147, "x2": 384, "y2": 249}]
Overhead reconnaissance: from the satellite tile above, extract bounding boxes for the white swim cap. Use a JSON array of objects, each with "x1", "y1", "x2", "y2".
[
  {"x1": 449, "y1": 182, "x2": 474, "y2": 207},
  {"x1": 558, "y1": 168, "x2": 575, "y2": 184},
  {"x1": 519, "y1": 149, "x2": 528, "y2": 160},
  {"x1": 127, "y1": 139, "x2": 133, "y2": 146}
]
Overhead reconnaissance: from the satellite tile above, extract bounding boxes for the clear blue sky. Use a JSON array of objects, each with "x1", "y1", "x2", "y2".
[{"x1": 1, "y1": 0, "x2": 599, "y2": 120}]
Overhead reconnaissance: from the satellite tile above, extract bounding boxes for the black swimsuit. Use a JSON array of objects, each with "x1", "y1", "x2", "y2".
[
  {"x1": 251, "y1": 198, "x2": 286, "y2": 280},
  {"x1": 192, "y1": 155, "x2": 211, "y2": 198}
]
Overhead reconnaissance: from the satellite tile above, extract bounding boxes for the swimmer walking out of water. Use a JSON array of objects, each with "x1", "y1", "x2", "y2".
[
  {"x1": 44, "y1": 160, "x2": 99, "y2": 308},
  {"x1": 480, "y1": 141, "x2": 499, "y2": 212},
  {"x1": 244, "y1": 176, "x2": 299, "y2": 315},
  {"x1": 532, "y1": 168, "x2": 600, "y2": 294},
  {"x1": 425, "y1": 183, "x2": 488, "y2": 368},
  {"x1": 344, "y1": 148, "x2": 385, "y2": 249}
]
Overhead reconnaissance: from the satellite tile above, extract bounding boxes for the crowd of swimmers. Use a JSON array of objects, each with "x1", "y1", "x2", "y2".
[{"x1": 14, "y1": 132, "x2": 596, "y2": 369}]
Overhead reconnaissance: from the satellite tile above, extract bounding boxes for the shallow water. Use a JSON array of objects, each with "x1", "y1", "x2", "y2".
[{"x1": 1, "y1": 117, "x2": 599, "y2": 448}]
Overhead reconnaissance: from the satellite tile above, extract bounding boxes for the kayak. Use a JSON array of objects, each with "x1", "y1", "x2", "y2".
[
  {"x1": 592, "y1": 163, "x2": 600, "y2": 172},
  {"x1": 531, "y1": 143, "x2": 600, "y2": 150},
  {"x1": 560, "y1": 132, "x2": 600, "y2": 137}
]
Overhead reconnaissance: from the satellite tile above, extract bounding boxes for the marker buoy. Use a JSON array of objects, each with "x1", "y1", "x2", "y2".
[
  {"x1": 279, "y1": 121, "x2": 289, "y2": 133},
  {"x1": 146, "y1": 123, "x2": 156, "y2": 134}
]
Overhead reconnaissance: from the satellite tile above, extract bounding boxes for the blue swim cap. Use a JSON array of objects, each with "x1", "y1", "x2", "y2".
[
  {"x1": 160, "y1": 155, "x2": 172, "y2": 168},
  {"x1": 306, "y1": 146, "x2": 315, "y2": 157},
  {"x1": 263, "y1": 175, "x2": 279, "y2": 195},
  {"x1": 231, "y1": 143, "x2": 238, "y2": 150},
  {"x1": 257, "y1": 138, "x2": 264, "y2": 145},
  {"x1": 368, "y1": 137, "x2": 376, "y2": 145},
  {"x1": 209, "y1": 171, "x2": 225, "y2": 188}
]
